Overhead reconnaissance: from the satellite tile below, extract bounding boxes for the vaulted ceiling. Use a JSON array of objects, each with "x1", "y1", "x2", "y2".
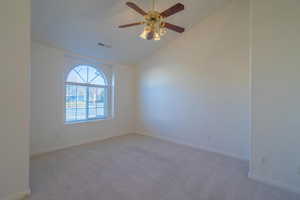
[{"x1": 31, "y1": 0, "x2": 230, "y2": 65}]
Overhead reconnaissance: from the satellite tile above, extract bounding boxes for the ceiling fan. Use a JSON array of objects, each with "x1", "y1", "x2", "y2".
[{"x1": 118, "y1": 0, "x2": 185, "y2": 41}]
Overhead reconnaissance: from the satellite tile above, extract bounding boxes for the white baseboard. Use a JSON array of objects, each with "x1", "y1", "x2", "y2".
[
  {"x1": 31, "y1": 132, "x2": 133, "y2": 158},
  {"x1": 248, "y1": 172, "x2": 300, "y2": 195},
  {"x1": 2, "y1": 189, "x2": 31, "y2": 200},
  {"x1": 137, "y1": 132, "x2": 248, "y2": 161}
]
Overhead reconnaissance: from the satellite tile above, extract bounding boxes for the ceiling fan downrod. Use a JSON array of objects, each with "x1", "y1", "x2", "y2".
[{"x1": 152, "y1": 0, "x2": 155, "y2": 11}]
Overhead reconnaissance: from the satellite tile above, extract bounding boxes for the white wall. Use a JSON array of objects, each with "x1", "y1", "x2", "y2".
[
  {"x1": 31, "y1": 41, "x2": 136, "y2": 155},
  {"x1": 250, "y1": 0, "x2": 300, "y2": 193},
  {"x1": 136, "y1": 0, "x2": 250, "y2": 160},
  {"x1": 0, "y1": 0, "x2": 31, "y2": 199}
]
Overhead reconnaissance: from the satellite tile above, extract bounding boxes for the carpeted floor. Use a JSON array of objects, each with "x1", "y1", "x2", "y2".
[{"x1": 30, "y1": 134, "x2": 300, "y2": 200}]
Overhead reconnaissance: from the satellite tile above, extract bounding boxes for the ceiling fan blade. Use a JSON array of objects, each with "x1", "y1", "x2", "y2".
[
  {"x1": 118, "y1": 22, "x2": 143, "y2": 28},
  {"x1": 160, "y1": 3, "x2": 184, "y2": 18},
  {"x1": 126, "y1": 2, "x2": 147, "y2": 16},
  {"x1": 147, "y1": 31, "x2": 154, "y2": 40},
  {"x1": 163, "y1": 22, "x2": 185, "y2": 33}
]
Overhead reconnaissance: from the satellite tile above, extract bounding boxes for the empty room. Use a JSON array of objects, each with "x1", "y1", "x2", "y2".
[{"x1": 1, "y1": 0, "x2": 300, "y2": 199}]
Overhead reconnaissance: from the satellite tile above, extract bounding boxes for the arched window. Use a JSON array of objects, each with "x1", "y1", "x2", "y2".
[{"x1": 65, "y1": 65, "x2": 109, "y2": 123}]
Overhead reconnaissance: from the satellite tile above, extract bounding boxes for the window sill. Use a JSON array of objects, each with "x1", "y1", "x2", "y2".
[{"x1": 64, "y1": 117, "x2": 113, "y2": 125}]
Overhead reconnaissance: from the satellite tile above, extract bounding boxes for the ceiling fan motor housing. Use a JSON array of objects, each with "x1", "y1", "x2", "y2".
[{"x1": 145, "y1": 11, "x2": 162, "y2": 25}]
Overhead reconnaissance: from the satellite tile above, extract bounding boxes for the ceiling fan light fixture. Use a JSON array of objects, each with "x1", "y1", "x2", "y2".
[
  {"x1": 140, "y1": 26, "x2": 151, "y2": 39},
  {"x1": 139, "y1": 31, "x2": 148, "y2": 40},
  {"x1": 154, "y1": 32, "x2": 161, "y2": 41}
]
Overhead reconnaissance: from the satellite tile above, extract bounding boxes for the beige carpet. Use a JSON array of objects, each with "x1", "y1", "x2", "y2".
[{"x1": 30, "y1": 134, "x2": 300, "y2": 200}]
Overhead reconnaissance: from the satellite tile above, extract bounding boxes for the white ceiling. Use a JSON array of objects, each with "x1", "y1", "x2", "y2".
[{"x1": 31, "y1": 0, "x2": 230, "y2": 65}]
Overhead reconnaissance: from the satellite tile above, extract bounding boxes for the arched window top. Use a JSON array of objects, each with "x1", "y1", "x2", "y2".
[{"x1": 66, "y1": 65, "x2": 107, "y2": 86}]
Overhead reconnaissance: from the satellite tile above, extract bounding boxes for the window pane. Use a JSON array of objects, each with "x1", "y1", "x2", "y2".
[
  {"x1": 66, "y1": 70, "x2": 85, "y2": 83},
  {"x1": 88, "y1": 87, "x2": 97, "y2": 108},
  {"x1": 66, "y1": 65, "x2": 106, "y2": 85},
  {"x1": 96, "y1": 107, "x2": 104, "y2": 116},
  {"x1": 97, "y1": 102, "x2": 104, "y2": 108},
  {"x1": 66, "y1": 108, "x2": 76, "y2": 121},
  {"x1": 66, "y1": 85, "x2": 76, "y2": 107},
  {"x1": 76, "y1": 108, "x2": 86, "y2": 120},
  {"x1": 87, "y1": 67, "x2": 98, "y2": 83},
  {"x1": 88, "y1": 87, "x2": 97, "y2": 118},
  {"x1": 88, "y1": 87, "x2": 106, "y2": 118},
  {"x1": 89, "y1": 108, "x2": 97, "y2": 118},
  {"x1": 90, "y1": 75, "x2": 106, "y2": 85},
  {"x1": 75, "y1": 65, "x2": 88, "y2": 82},
  {"x1": 76, "y1": 86, "x2": 87, "y2": 120},
  {"x1": 66, "y1": 85, "x2": 76, "y2": 121},
  {"x1": 97, "y1": 88, "x2": 105, "y2": 102}
]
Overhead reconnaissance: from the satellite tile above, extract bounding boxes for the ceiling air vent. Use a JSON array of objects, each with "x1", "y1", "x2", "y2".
[{"x1": 98, "y1": 42, "x2": 111, "y2": 48}]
